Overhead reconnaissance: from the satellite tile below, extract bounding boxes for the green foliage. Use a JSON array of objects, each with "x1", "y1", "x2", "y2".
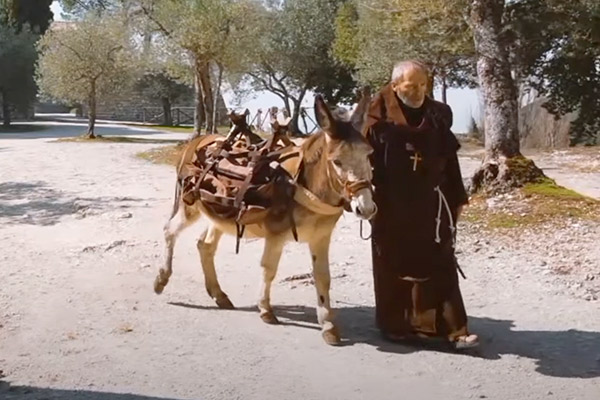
[
  {"x1": 143, "y1": 0, "x2": 260, "y2": 70},
  {"x1": 36, "y1": 15, "x2": 136, "y2": 107},
  {"x1": 246, "y1": 0, "x2": 357, "y2": 108},
  {"x1": 507, "y1": 0, "x2": 600, "y2": 145},
  {"x1": 0, "y1": 0, "x2": 53, "y2": 125},
  {"x1": 335, "y1": 0, "x2": 476, "y2": 93},
  {"x1": 332, "y1": 1, "x2": 359, "y2": 69}
]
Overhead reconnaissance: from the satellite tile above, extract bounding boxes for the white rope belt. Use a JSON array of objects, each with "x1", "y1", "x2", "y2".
[{"x1": 434, "y1": 185, "x2": 456, "y2": 248}]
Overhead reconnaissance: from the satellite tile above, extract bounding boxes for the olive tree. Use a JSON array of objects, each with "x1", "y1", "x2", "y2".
[{"x1": 36, "y1": 15, "x2": 136, "y2": 138}]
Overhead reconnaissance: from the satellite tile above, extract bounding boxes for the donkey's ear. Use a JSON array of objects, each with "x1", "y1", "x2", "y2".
[
  {"x1": 351, "y1": 86, "x2": 371, "y2": 130},
  {"x1": 228, "y1": 110, "x2": 237, "y2": 123},
  {"x1": 314, "y1": 95, "x2": 337, "y2": 138}
]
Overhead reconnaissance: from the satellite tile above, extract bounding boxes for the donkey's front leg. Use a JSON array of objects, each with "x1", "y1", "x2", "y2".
[
  {"x1": 197, "y1": 224, "x2": 234, "y2": 309},
  {"x1": 258, "y1": 237, "x2": 285, "y2": 324},
  {"x1": 309, "y1": 233, "x2": 340, "y2": 345}
]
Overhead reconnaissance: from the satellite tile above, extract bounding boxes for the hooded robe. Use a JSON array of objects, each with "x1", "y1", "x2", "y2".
[{"x1": 363, "y1": 84, "x2": 471, "y2": 341}]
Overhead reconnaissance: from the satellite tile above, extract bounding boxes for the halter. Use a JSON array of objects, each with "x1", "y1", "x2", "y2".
[{"x1": 325, "y1": 161, "x2": 374, "y2": 209}]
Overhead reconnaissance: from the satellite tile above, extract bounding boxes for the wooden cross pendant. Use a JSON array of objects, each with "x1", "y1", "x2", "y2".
[{"x1": 410, "y1": 151, "x2": 423, "y2": 171}]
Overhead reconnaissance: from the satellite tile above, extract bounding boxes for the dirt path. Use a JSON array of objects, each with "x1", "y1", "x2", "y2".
[{"x1": 1, "y1": 123, "x2": 599, "y2": 400}]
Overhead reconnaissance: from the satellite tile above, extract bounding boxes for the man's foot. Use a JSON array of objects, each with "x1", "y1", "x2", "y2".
[
  {"x1": 381, "y1": 331, "x2": 443, "y2": 345},
  {"x1": 381, "y1": 332, "x2": 410, "y2": 342},
  {"x1": 452, "y1": 334, "x2": 479, "y2": 350}
]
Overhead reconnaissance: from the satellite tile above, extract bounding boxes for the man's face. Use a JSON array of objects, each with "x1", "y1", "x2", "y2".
[{"x1": 391, "y1": 66, "x2": 429, "y2": 108}]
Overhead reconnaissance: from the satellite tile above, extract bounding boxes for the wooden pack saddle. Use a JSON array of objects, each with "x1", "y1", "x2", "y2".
[{"x1": 178, "y1": 129, "x2": 302, "y2": 252}]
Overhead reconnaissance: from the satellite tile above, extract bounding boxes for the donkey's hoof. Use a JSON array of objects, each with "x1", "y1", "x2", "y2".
[
  {"x1": 216, "y1": 296, "x2": 235, "y2": 309},
  {"x1": 260, "y1": 311, "x2": 279, "y2": 325},
  {"x1": 153, "y1": 276, "x2": 166, "y2": 295},
  {"x1": 322, "y1": 327, "x2": 341, "y2": 346}
]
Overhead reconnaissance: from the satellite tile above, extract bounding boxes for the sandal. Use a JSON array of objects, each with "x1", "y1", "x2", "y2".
[{"x1": 452, "y1": 334, "x2": 479, "y2": 350}]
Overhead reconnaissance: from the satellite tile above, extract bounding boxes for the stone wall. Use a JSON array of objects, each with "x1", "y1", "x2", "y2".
[
  {"x1": 519, "y1": 97, "x2": 576, "y2": 149},
  {"x1": 78, "y1": 86, "x2": 230, "y2": 126}
]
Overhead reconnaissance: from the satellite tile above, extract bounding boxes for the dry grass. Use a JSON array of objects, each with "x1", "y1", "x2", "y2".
[
  {"x1": 136, "y1": 143, "x2": 186, "y2": 166},
  {"x1": 125, "y1": 124, "x2": 232, "y2": 134}
]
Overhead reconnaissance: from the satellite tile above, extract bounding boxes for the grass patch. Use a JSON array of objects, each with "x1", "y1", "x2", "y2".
[
  {"x1": 144, "y1": 124, "x2": 194, "y2": 133},
  {"x1": 0, "y1": 124, "x2": 47, "y2": 133},
  {"x1": 136, "y1": 143, "x2": 186, "y2": 166},
  {"x1": 522, "y1": 178, "x2": 587, "y2": 200},
  {"x1": 53, "y1": 135, "x2": 183, "y2": 145},
  {"x1": 463, "y1": 180, "x2": 600, "y2": 231}
]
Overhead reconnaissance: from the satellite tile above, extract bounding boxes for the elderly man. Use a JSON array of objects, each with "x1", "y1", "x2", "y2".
[{"x1": 363, "y1": 60, "x2": 478, "y2": 349}]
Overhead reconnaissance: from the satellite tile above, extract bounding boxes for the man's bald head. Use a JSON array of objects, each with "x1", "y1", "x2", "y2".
[{"x1": 390, "y1": 60, "x2": 430, "y2": 109}]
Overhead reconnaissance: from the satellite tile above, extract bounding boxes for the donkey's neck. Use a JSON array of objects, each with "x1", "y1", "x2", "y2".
[{"x1": 299, "y1": 133, "x2": 343, "y2": 207}]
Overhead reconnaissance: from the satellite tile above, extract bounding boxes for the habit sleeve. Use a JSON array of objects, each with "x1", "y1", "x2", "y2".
[{"x1": 443, "y1": 153, "x2": 469, "y2": 211}]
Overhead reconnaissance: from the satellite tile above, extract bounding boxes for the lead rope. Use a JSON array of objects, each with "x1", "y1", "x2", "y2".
[
  {"x1": 434, "y1": 186, "x2": 456, "y2": 248},
  {"x1": 434, "y1": 186, "x2": 466, "y2": 279}
]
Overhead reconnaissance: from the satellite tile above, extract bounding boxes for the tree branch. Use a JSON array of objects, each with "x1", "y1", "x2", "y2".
[
  {"x1": 54, "y1": 37, "x2": 86, "y2": 64},
  {"x1": 139, "y1": 4, "x2": 172, "y2": 38}
]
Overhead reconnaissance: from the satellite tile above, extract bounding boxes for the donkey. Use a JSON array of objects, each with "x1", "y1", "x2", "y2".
[{"x1": 153, "y1": 93, "x2": 377, "y2": 345}]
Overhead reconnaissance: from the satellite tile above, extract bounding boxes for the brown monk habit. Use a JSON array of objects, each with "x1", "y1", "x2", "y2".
[{"x1": 363, "y1": 84, "x2": 471, "y2": 343}]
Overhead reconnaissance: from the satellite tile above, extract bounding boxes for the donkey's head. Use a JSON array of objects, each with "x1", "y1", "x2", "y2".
[{"x1": 314, "y1": 90, "x2": 377, "y2": 220}]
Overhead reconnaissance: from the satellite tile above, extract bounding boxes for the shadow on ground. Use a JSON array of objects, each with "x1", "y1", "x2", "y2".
[
  {"x1": 168, "y1": 301, "x2": 600, "y2": 379},
  {"x1": 0, "y1": 181, "x2": 148, "y2": 226},
  {"x1": 0, "y1": 383, "x2": 185, "y2": 400},
  {"x1": 0, "y1": 121, "x2": 175, "y2": 140}
]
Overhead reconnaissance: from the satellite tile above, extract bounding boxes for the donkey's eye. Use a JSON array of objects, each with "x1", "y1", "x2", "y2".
[{"x1": 333, "y1": 159, "x2": 343, "y2": 167}]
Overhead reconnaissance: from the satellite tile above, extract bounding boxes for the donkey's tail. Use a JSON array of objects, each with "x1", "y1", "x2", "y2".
[{"x1": 171, "y1": 178, "x2": 183, "y2": 218}]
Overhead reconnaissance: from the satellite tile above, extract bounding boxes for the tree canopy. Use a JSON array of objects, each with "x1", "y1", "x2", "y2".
[
  {"x1": 507, "y1": 0, "x2": 600, "y2": 145},
  {"x1": 243, "y1": 0, "x2": 357, "y2": 133},
  {"x1": 333, "y1": 0, "x2": 476, "y2": 103},
  {"x1": 0, "y1": 0, "x2": 53, "y2": 33},
  {"x1": 0, "y1": 0, "x2": 53, "y2": 126},
  {"x1": 0, "y1": 24, "x2": 37, "y2": 126}
]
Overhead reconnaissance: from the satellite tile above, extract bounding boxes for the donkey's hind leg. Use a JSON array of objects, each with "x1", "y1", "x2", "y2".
[
  {"x1": 154, "y1": 202, "x2": 200, "y2": 294},
  {"x1": 197, "y1": 224, "x2": 233, "y2": 309}
]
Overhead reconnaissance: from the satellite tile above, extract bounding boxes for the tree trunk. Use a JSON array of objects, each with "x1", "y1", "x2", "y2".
[
  {"x1": 87, "y1": 81, "x2": 97, "y2": 139},
  {"x1": 290, "y1": 89, "x2": 307, "y2": 136},
  {"x1": 197, "y1": 60, "x2": 214, "y2": 134},
  {"x1": 471, "y1": 0, "x2": 520, "y2": 159},
  {"x1": 469, "y1": 0, "x2": 545, "y2": 194},
  {"x1": 1, "y1": 90, "x2": 11, "y2": 128},
  {"x1": 192, "y1": 64, "x2": 205, "y2": 139},
  {"x1": 441, "y1": 74, "x2": 448, "y2": 105},
  {"x1": 212, "y1": 62, "x2": 223, "y2": 133},
  {"x1": 161, "y1": 97, "x2": 173, "y2": 126},
  {"x1": 428, "y1": 71, "x2": 435, "y2": 100}
]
